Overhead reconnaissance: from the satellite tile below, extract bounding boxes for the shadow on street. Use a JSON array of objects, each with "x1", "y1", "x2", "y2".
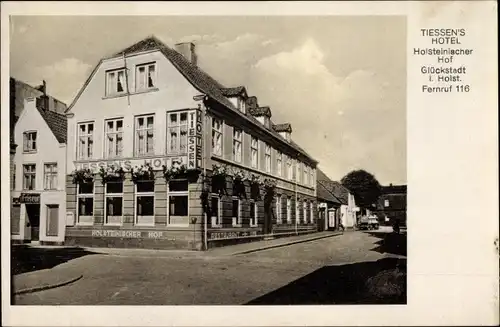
[
  {"x1": 366, "y1": 231, "x2": 407, "y2": 257},
  {"x1": 11, "y1": 245, "x2": 99, "y2": 275},
  {"x1": 246, "y1": 257, "x2": 407, "y2": 305}
]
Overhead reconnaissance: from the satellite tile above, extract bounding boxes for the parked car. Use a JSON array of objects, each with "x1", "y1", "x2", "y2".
[{"x1": 358, "y1": 215, "x2": 379, "y2": 230}]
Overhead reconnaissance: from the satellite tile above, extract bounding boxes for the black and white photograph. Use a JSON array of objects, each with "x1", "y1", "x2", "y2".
[
  {"x1": 8, "y1": 14, "x2": 407, "y2": 306},
  {"x1": 1, "y1": 1, "x2": 498, "y2": 326}
]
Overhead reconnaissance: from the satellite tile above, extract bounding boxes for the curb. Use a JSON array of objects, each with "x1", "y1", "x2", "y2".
[
  {"x1": 13, "y1": 275, "x2": 83, "y2": 296},
  {"x1": 232, "y1": 232, "x2": 343, "y2": 256}
]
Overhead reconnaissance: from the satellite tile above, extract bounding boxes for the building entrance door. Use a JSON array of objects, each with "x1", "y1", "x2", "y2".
[
  {"x1": 328, "y1": 210, "x2": 335, "y2": 230},
  {"x1": 26, "y1": 204, "x2": 40, "y2": 241}
]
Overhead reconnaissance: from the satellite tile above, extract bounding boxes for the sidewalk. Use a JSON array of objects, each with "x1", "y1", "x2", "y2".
[{"x1": 207, "y1": 230, "x2": 343, "y2": 256}]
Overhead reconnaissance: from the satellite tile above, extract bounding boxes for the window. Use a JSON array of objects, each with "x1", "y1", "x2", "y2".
[
  {"x1": 276, "y1": 151, "x2": 283, "y2": 177},
  {"x1": 303, "y1": 201, "x2": 307, "y2": 224},
  {"x1": 44, "y1": 163, "x2": 57, "y2": 190},
  {"x1": 237, "y1": 97, "x2": 246, "y2": 114},
  {"x1": 276, "y1": 195, "x2": 282, "y2": 224},
  {"x1": 232, "y1": 198, "x2": 241, "y2": 226},
  {"x1": 250, "y1": 201, "x2": 258, "y2": 227},
  {"x1": 264, "y1": 117, "x2": 270, "y2": 128},
  {"x1": 297, "y1": 162, "x2": 303, "y2": 184},
  {"x1": 106, "y1": 69, "x2": 126, "y2": 96},
  {"x1": 105, "y1": 181, "x2": 123, "y2": 225},
  {"x1": 136, "y1": 63, "x2": 156, "y2": 91},
  {"x1": 310, "y1": 201, "x2": 314, "y2": 223},
  {"x1": 304, "y1": 165, "x2": 309, "y2": 185},
  {"x1": 77, "y1": 182, "x2": 94, "y2": 224},
  {"x1": 251, "y1": 136, "x2": 259, "y2": 168},
  {"x1": 384, "y1": 199, "x2": 390, "y2": 207},
  {"x1": 23, "y1": 131, "x2": 37, "y2": 152},
  {"x1": 77, "y1": 122, "x2": 94, "y2": 160},
  {"x1": 310, "y1": 168, "x2": 314, "y2": 186},
  {"x1": 233, "y1": 128, "x2": 242, "y2": 163},
  {"x1": 212, "y1": 118, "x2": 223, "y2": 156},
  {"x1": 23, "y1": 164, "x2": 36, "y2": 190},
  {"x1": 210, "y1": 196, "x2": 222, "y2": 227},
  {"x1": 135, "y1": 181, "x2": 155, "y2": 225},
  {"x1": 105, "y1": 119, "x2": 123, "y2": 158},
  {"x1": 12, "y1": 164, "x2": 16, "y2": 191},
  {"x1": 135, "y1": 115, "x2": 154, "y2": 156},
  {"x1": 168, "y1": 180, "x2": 189, "y2": 226},
  {"x1": 287, "y1": 156, "x2": 293, "y2": 180},
  {"x1": 286, "y1": 197, "x2": 292, "y2": 223},
  {"x1": 296, "y1": 199, "x2": 300, "y2": 223},
  {"x1": 265, "y1": 144, "x2": 271, "y2": 173},
  {"x1": 167, "y1": 112, "x2": 188, "y2": 154}
]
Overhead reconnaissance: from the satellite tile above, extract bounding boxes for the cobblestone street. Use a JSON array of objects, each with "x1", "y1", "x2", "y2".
[{"x1": 12, "y1": 229, "x2": 406, "y2": 305}]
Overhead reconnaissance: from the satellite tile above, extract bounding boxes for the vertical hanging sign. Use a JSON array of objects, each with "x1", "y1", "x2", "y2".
[
  {"x1": 188, "y1": 109, "x2": 202, "y2": 170},
  {"x1": 196, "y1": 109, "x2": 203, "y2": 169}
]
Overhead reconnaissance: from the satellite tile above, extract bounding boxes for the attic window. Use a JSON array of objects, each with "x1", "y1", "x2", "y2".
[
  {"x1": 264, "y1": 117, "x2": 270, "y2": 128},
  {"x1": 237, "y1": 97, "x2": 246, "y2": 114},
  {"x1": 136, "y1": 63, "x2": 156, "y2": 91},
  {"x1": 106, "y1": 69, "x2": 127, "y2": 96}
]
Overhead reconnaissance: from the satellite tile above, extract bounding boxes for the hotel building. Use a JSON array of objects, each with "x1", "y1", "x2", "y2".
[{"x1": 64, "y1": 36, "x2": 319, "y2": 250}]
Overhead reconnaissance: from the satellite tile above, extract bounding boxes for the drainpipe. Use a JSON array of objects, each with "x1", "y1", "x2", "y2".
[{"x1": 294, "y1": 158, "x2": 298, "y2": 236}]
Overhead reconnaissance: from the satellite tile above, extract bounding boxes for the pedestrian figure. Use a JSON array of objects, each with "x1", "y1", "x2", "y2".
[
  {"x1": 393, "y1": 219, "x2": 400, "y2": 234},
  {"x1": 338, "y1": 215, "x2": 345, "y2": 232}
]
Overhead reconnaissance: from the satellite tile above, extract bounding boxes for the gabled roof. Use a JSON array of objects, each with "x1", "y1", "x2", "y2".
[
  {"x1": 273, "y1": 123, "x2": 292, "y2": 133},
  {"x1": 316, "y1": 169, "x2": 351, "y2": 205},
  {"x1": 68, "y1": 35, "x2": 318, "y2": 164},
  {"x1": 37, "y1": 107, "x2": 67, "y2": 143},
  {"x1": 317, "y1": 180, "x2": 341, "y2": 205},
  {"x1": 249, "y1": 106, "x2": 271, "y2": 117},
  {"x1": 220, "y1": 86, "x2": 247, "y2": 97}
]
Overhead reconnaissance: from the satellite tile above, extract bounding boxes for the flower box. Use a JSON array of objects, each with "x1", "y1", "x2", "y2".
[
  {"x1": 131, "y1": 163, "x2": 155, "y2": 183},
  {"x1": 98, "y1": 165, "x2": 125, "y2": 184},
  {"x1": 71, "y1": 168, "x2": 94, "y2": 184}
]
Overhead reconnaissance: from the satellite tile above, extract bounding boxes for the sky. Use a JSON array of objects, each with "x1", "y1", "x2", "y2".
[{"x1": 9, "y1": 15, "x2": 406, "y2": 185}]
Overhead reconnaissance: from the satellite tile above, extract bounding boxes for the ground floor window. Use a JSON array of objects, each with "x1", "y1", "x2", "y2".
[
  {"x1": 11, "y1": 204, "x2": 21, "y2": 234},
  {"x1": 276, "y1": 195, "x2": 282, "y2": 224},
  {"x1": 303, "y1": 201, "x2": 308, "y2": 224},
  {"x1": 310, "y1": 201, "x2": 314, "y2": 223},
  {"x1": 77, "y1": 182, "x2": 94, "y2": 224},
  {"x1": 296, "y1": 200, "x2": 300, "y2": 224},
  {"x1": 136, "y1": 181, "x2": 154, "y2": 225},
  {"x1": 250, "y1": 200, "x2": 258, "y2": 227},
  {"x1": 286, "y1": 197, "x2": 291, "y2": 223},
  {"x1": 232, "y1": 197, "x2": 241, "y2": 227},
  {"x1": 168, "y1": 180, "x2": 189, "y2": 226},
  {"x1": 105, "y1": 181, "x2": 123, "y2": 225},
  {"x1": 210, "y1": 195, "x2": 222, "y2": 227}
]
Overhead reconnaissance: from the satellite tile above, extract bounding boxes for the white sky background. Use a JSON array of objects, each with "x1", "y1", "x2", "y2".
[{"x1": 9, "y1": 15, "x2": 406, "y2": 185}]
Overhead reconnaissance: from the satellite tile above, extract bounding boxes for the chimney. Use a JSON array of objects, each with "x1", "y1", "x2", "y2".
[{"x1": 175, "y1": 42, "x2": 197, "y2": 66}]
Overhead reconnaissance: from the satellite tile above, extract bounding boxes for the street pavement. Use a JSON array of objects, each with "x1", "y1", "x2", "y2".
[{"x1": 12, "y1": 229, "x2": 406, "y2": 305}]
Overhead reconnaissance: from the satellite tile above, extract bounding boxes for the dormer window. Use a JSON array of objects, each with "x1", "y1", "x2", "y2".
[
  {"x1": 264, "y1": 117, "x2": 270, "y2": 128},
  {"x1": 237, "y1": 97, "x2": 246, "y2": 114},
  {"x1": 106, "y1": 69, "x2": 127, "y2": 96},
  {"x1": 136, "y1": 63, "x2": 156, "y2": 91}
]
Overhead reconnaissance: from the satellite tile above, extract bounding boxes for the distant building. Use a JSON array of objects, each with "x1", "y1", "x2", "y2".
[
  {"x1": 376, "y1": 184, "x2": 407, "y2": 224},
  {"x1": 316, "y1": 169, "x2": 341, "y2": 231},
  {"x1": 316, "y1": 170, "x2": 358, "y2": 230}
]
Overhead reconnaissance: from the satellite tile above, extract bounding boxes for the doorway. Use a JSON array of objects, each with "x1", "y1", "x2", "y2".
[{"x1": 26, "y1": 204, "x2": 40, "y2": 241}]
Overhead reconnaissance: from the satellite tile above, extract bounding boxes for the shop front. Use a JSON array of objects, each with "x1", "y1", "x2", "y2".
[{"x1": 11, "y1": 191, "x2": 66, "y2": 245}]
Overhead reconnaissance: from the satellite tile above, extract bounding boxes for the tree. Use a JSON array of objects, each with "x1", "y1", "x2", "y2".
[{"x1": 341, "y1": 170, "x2": 382, "y2": 208}]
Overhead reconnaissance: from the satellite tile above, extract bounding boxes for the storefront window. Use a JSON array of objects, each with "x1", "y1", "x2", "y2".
[
  {"x1": 250, "y1": 200, "x2": 258, "y2": 227},
  {"x1": 210, "y1": 195, "x2": 222, "y2": 227},
  {"x1": 136, "y1": 180, "x2": 154, "y2": 225},
  {"x1": 276, "y1": 195, "x2": 282, "y2": 224},
  {"x1": 77, "y1": 182, "x2": 94, "y2": 225},
  {"x1": 232, "y1": 198, "x2": 241, "y2": 226},
  {"x1": 168, "y1": 179, "x2": 189, "y2": 226},
  {"x1": 105, "y1": 181, "x2": 123, "y2": 225},
  {"x1": 310, "y1": 201, "x2": 314, "y2": 223}
]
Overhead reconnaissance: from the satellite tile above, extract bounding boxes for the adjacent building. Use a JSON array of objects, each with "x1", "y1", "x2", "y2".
[
  {"x1": 11, "y1": 98, "x2": 68, "y2": 244},
  {"x1": 64, "y1": 36, "x2": 319, "y2": 250}
]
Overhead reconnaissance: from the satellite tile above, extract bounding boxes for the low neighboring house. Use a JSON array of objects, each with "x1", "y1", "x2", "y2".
[
  {"x1": 11, "y1": 97, "x2": 67, "y2": 245},
  {"x1": 316, "y1": 170, "x2": 358, "y2": 229},
  {"x1": 376, "y1": 184, "x2": 407, "y2": 225},
  {"x1": 316, "y1": 170, "x2": 341, "y2": 231}
]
